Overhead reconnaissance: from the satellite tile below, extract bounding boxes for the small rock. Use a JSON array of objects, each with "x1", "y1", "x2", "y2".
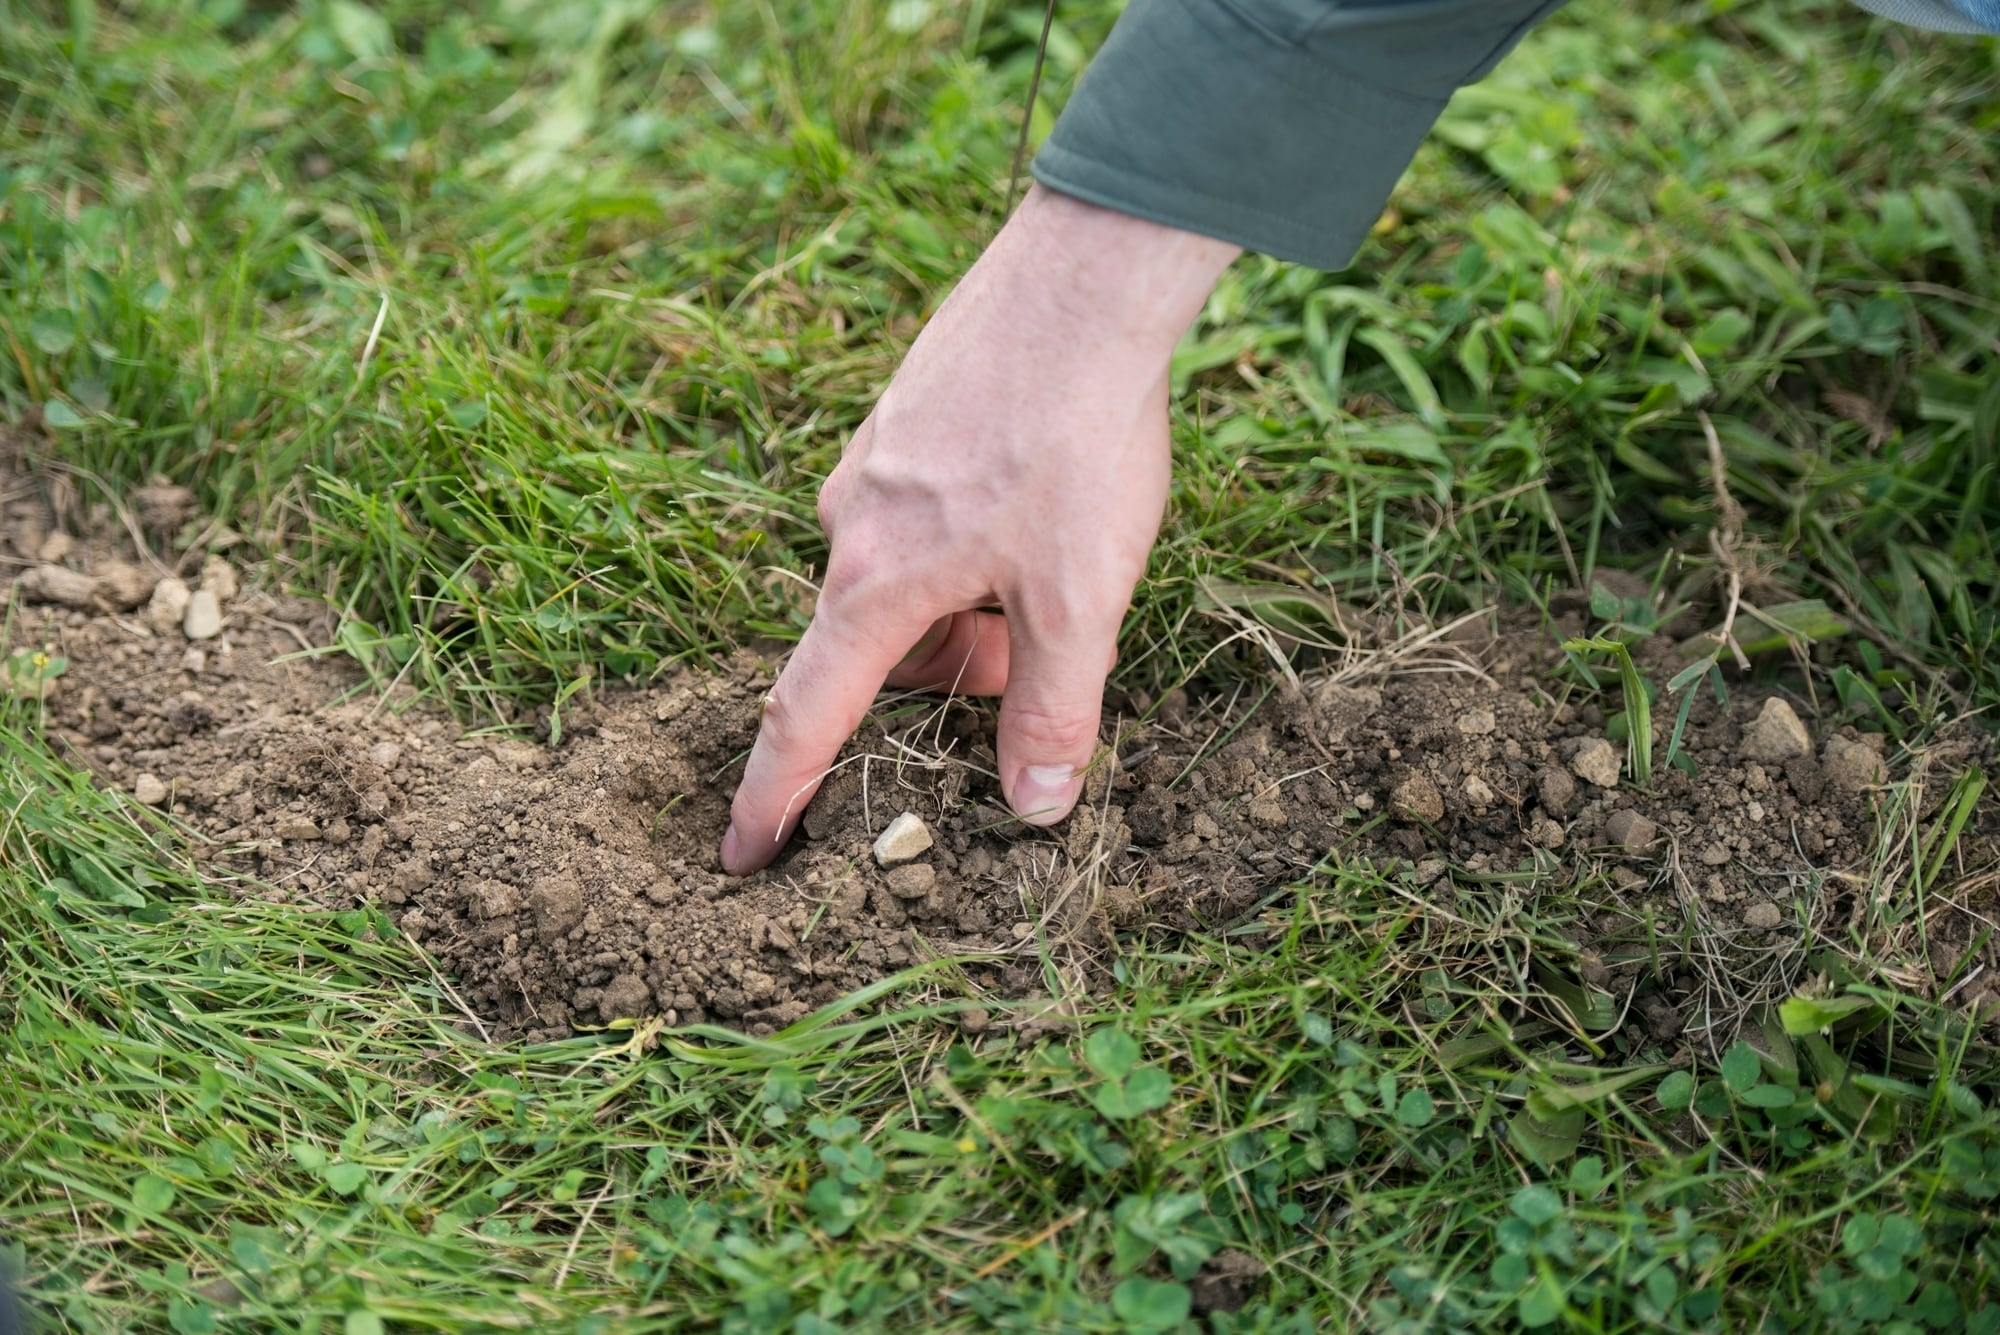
[
  {"x1": 1389, "y1": 772, "x2": 1444, "y2": 826},
  {"x1": 1413, "y1": 858, "x2": 1447, "y2": 887},
  {"x1": 873, "y1": 812, "x2": 933, "y2": 868},
  {"x1": 199, "y1": 555, "x2": 239, "y2": 604},
  {"x1": 1456, "y1": 707, "x2": 1497, "y2": 736},
  {"x1": 1700, "y1": 842, "x2": 1732, "y2": 867},
  {"x1": 1462, "y1": 774, "x2": 1496, "y2": 808},
  {"x1": 183, "y1": 589, "x2": 223, "y2": 640},
  {"x1": 1603, "y1": 809, "x2": 1658, "y2": 854},
  {"x1": 180, "y1": 647, "x2": 207, "y2": 675},
  {"x1": 885, "y1": 863, "x2": 938, "y2": 900},
  {"x1": 1821, "y1": 736, "x2": 1885, "y2": 793},
  {"x1": 1536, "y1": 766, "x2": 1579, "y2": 818},
  {"x1": 1529, "y1": 817, "x2": 1565, "y2": 849},
  {"x1": 18, "y1": 564, "x2": 99, "y2": 609},
  {"x1": 1570, "y1": 738, "x2": 1623, "y2": 789},
  {"x1": 276, "y1": 819, "x2": 322, "y2": 841},
  {"x1": 1739, "y1": 697, "x2": 1812, "y2": 763},
  {"x1": 35, "y1": 532, "x2": 75, "y2": 564},
  {"x1": 957, "y1": 1006, "x2": 990, "y2": 1035},
  {"x1": 95, "y1": 559, "x2": 157, "y2": 610},
  {"x1": 149, "y1": 577, "x2": 193, "y2": 634},
  {"x1": 1743, "y1": 900, "x2": 1785, "y2": 930},
  {"x1": 133, "y1": 774, "x2": 169, "y2": 806},
  {"x1": 367, "y1": 741, "x2": 403, "y2": 769}
]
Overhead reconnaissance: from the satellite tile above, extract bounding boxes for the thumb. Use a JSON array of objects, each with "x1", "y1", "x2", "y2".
[{"x1": 996, "y1": 609, "x2": 1120, "y2": 827}]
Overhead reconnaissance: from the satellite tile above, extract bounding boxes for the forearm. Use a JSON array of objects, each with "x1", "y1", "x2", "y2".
[{"x1": 1032, "y1": 0, "x2": 1568, "y2": 271}]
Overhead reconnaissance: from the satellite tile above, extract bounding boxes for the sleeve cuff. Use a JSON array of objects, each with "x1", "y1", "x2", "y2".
[{"x1": 1033, "y1": 0, "x2": 1562, "y2": 270}]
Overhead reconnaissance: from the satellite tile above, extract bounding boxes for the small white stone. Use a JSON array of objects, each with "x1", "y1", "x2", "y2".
[
  {"x1": 183, "y1": 588, "x2": 223, "y2": 640},
  {"x1": 133, "y1": 774, "x2": 168, "y2": 806},
  {"x1": 1462, "y1": 774, "x2": 1496, "y2": 807},
  {"x1": 872, "y1": 812, "x2": 934, "y2": 868},
  {"x1": 368, "y1": 742, "x2": 403, "y2": 769},
  {"x1": 1571, "y1": 737, "x2": 1623, "y2": 789},
  {"x1": 149, "y1": 577, "x2": 192, "y2": 634}
]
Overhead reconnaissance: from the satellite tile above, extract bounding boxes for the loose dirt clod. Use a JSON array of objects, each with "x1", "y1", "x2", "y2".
[
  {"x1": 1570, "y1": 737, "x2": 1623, "y2": 788},
  {"x1": 18, "y1": 564, "x2": 98, "y2": 609},
  {"x1": 133, "y1": 775, "x2": 169, "y2": 806},
  {"x1": 95, "y1": 560, "x2": 157, "y2": 611},
  {"x1": 1391, "y1": 772, "x2": 1445, "y2": 825},
  {"x1": 1822, "y1": 735, "x2": 1886, "y2": 792},
  {"x1": 149, "y1": 577, "x2": 192, "y2": 634}
]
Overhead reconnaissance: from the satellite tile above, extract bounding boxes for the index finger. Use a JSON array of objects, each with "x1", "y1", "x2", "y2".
[{"x1": 721, "y1": 596, "x2": 929, "y2": 875}]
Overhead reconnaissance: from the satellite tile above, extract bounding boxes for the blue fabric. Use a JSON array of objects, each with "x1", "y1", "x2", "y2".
[{"x1": 1851, "y1": 0, "x2": 2000, "y2": 33}]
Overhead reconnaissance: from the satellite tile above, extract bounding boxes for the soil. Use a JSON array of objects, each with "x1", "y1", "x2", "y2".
[{"x1": 5, "y1": 434, "x2": 1998, "y2": 1046}]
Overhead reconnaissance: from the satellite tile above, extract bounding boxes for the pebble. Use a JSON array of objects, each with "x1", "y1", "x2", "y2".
[
  {"x1": 1570, "y1": 738, "x2": 1623, "y2": 789},
  {"x1": 1529, "y1": 817, "x2": 1565, "y2": 849},
  {"x1": 873, "y1": 812, "x2": 933, "y2": 868},
  {"x1": 1700, "y1": 842, "x2": 1732, "y2": 866},
  {"x1": 183, "y1": 588, "x2": 223, "y2": 640},
  {"x1": 1389, "y1": 773, "x2": 1444, "y2": 826},
  {"x1": 1456, "y1": 708, "x2": 1497, "y2": 736},
  {"x1": 276, "y1": 819, "x2": 323, "y2": 841},
  {"x1": 1603, "y1": 809, "x2": 1658, "y2": 854},
  {"x1": 181, "y1": 647, "x2": 206, "y2": 675},
  {"x1": 885, "y1": 863, "x2": 937, "y2": 900},
  {"x1": 149, "y1": 577, "x2": 193, "y2": 634},
  {"x1": 1743, "y1": 900, "x2": 1785, "y2": 930},
  {"x1": 368, "y1": 741, "x2": 403, "y2": 769},
  {"x1": 133, "y1": 774, "x2": 169, "y2": 806},
  {"x1": 1462, "y1": 774, "x2": 1496, "y2": 807},
  {"x1": 1821, "y1": 736, "x2": 1885, "y2": 793},
  {"x1": 1739, "y1": 697, "x2": 1812, "y2": 763}
]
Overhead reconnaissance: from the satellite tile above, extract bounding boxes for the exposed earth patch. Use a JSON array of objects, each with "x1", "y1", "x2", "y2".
[{"x1": 5, "y1": 442, "x2": 1996, "y2": 1047}]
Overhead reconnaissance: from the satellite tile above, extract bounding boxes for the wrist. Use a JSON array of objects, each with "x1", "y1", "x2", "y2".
[{"x1": 984, "y1": 185, "x2": 1240, "y2": 363}]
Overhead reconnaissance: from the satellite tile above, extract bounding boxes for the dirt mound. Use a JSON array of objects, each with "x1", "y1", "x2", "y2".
[{"x1": 6, "y1": 439, "x2": 1997, "y2": 1044}]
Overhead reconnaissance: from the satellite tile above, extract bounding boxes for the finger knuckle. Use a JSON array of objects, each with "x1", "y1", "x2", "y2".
[{"x1": 1006, "y1": 699, "x2": 1098, "y2": 756}]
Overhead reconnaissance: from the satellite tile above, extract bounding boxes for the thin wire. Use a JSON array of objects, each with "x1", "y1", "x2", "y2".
[{"x1": 1005, "y1": 0, "x2": 1059, "y2": 217}]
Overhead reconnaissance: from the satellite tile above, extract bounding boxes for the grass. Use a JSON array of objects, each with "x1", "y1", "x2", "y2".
[{"x1": 2, "y1": 0, "x2": 1999, "y2": 1329}]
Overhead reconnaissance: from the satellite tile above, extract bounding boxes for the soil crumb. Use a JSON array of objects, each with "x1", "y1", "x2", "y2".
[{"x1": 6, "y1": 436, "x2": 1997, "y2": 1044}]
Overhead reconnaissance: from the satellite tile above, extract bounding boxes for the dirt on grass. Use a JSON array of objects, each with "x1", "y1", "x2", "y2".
[{"x1": 6, "y1": 437, "x2": 1998, "y2": 1046}]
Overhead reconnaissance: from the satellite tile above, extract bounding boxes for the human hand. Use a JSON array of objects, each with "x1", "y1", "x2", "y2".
[{"x1": 720, "y1": 186, "x2": 1238, "y2": 874}]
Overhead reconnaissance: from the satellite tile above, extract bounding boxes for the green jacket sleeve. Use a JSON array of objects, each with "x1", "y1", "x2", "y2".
[{"x1": 1030, "y1": 0, "x2": 1568, "y2": 271}]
